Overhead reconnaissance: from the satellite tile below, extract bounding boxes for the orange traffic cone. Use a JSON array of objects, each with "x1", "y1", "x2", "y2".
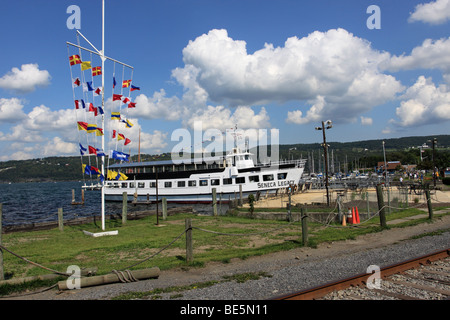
[
  {"x1": 351, "y1": 207, "x2": 356, "y2": 224},
  {"x1": 347, "y1": 208, "x2": 352, "y2": 224},
  {"x1": 342, "y1": 214, "x2": 346, "y2": 226},
  {"x1": 355, "y1": 206, "x2": 360, "y2": 224}
]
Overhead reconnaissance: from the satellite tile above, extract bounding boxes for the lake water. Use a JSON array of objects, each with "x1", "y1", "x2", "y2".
[{"x1": 0, "y1": 181, "x2": 221, "y2": 226}]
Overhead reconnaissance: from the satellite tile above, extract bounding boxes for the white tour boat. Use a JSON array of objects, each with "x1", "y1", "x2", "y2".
[{"x1": 104, "y1": 147, "x2": 305, "y2": 203}]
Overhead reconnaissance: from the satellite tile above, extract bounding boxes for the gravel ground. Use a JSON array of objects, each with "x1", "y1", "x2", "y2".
[{"x1": 3, "y1": 214, "x2": 450, "y2": 302}]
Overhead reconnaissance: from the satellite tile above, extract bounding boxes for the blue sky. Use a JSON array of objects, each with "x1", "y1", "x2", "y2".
[{"x1": 0, "y1": 0, "x2": 449, "y2": 161}]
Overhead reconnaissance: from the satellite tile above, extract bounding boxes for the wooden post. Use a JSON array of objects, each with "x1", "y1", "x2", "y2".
[
  {"x1": 185, "y1": 218, "x2": 193, "y2": 264},
  {"x1": 81, "y1": 188, "x2": 85, "y2": 204},
  {"x1": 239, "y1": 184, "x2": 243, "y2": 207},
  {"x1": 72, "y1": 189, "x2": 75, "y2": 203},
  {"x1": 162, "y1": 198, "x2": 167, "y2": 220},
  {"x1": 212, "y1": 188, "x2": 217, "y2": 216},
  {"x1": 0, "y1": 203, "x2": 3, "y2": 280},
  {"x1": 287, "y1": 187, "x2": 292, "y2": 222},
  {"x1": 58, "y1": 208, "x2": 64, "y2": 232},
  {"x1": 425, "y1": 190, "x2": 433, "y2": 220},
  {"x1": 301, "y1": 207, "x2": 308, "y2": 246},
  {"x1": 376, "y1": 184, "x2": 387, "y2": 228},
  {"x1": 156, "y1": 172, "x2": 159, "y2": 226},
  {"x1": 122, "y1": 192, "x2": 127, "y2": 225}
]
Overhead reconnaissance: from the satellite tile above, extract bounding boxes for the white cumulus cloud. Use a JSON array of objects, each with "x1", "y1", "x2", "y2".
[
  {"x1": 393, "y1": 76, "x2": 450, "y2": 126},
  {"x1": 409, "y1": 0, "x2": 450, "y2": 25},
  {"x1": 176, "y1": 28, "x2": 403, "y2": 125},
  {"x1": 0, "y1": 64, "x2": 51, "y2": 93}
]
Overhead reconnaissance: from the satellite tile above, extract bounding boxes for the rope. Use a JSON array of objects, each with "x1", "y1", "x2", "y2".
[
  {"x1": 0, "y1": 244, "x2": 70, "y2": 276},
  {"x1": 192, "y1": 221, "x2": 294, "y2": 237},
  {"x1": 111, "y1": 269, "x2": 138, "y2": 283}
]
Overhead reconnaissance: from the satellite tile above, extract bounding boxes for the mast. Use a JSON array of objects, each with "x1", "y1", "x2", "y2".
[{"x1": 100, "y1": 0, "x2": 106, "y2": 231}]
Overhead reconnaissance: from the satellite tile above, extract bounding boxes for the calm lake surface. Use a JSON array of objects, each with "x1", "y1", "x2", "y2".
[{"x1": 0, "y1": 181, "x2": 219, "y2": 226}]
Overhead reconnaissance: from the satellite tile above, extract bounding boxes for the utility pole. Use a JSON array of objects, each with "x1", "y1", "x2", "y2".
[{"x1": 315, "y1": 120, "x2": 332, "y2": 206}]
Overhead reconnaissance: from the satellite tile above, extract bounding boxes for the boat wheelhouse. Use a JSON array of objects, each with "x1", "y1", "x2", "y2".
[{"x1": 104, "y1": 147, "x2": 305, "y2": 203}]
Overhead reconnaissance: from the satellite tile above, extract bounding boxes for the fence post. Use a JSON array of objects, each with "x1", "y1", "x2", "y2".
[
  {"x1": 212, "y1": 188, "x2": 217, "y2": 216},
  {"x1": 162, "y1": 198, "x2": 167, "y2": 220},
  {"x1": 0, "y1": 203, "x2": 3, "y2": 280},
  {"x1": 239, "y1": 185, "x2": 243, "y2": 207},
  {"x1": 425, "y1": 190, "x2": 433, "y2": 220},
  {"x1": 122, "y1": 192, "x2": 127, "y2": 225},
  {"x1": 376, "y1": 184, "x2": 387, "y2": 228},
  {"x1": 301, "y1": 207, "x2": 308, "y2": 246},
  {"x1": 58, "y1": 208, "x2": 64, "y2": 232},
  {"x1": 185, "y1": 218, "x2": 193, "y2": 264}
]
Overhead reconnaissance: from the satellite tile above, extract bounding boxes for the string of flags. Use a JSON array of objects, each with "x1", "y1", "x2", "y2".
[{"x1": 69, "y1": 52, "x2": 140, "y2": 181}]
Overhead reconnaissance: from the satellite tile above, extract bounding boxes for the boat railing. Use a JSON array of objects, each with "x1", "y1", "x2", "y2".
[{"x1": 256, "y1": 159, "x2": 306, "y2": 168}]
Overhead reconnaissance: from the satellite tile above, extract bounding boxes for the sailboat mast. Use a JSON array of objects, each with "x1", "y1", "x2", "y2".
[{"x1": 101, "y1": 0, "x2": 106, "y2": 231}]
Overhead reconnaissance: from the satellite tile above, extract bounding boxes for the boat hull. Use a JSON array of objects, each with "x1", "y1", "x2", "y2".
[{"x1": 104, "y1": 164, "x2": 304, "y2": 204}]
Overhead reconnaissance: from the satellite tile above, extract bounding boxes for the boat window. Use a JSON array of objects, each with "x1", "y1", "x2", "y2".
[
  {"x1": 121, "y1": 182, "x2": 128, "y2": 188},
  {"x1": 211, "y1": 179, "x2": 220, "y2": 186},
  {"x1": 263, "y1": 174, "x2": 274, "y2": 181},
  {"x1": 164, "y1": 182, "x2": 172, "y2": 188},
  {"x1": 249, "y1": 175, "x2": 259, "y2": 183},
  {"x1": 188, "y1": 180, "x2": 196, "y2": 187},
  {"x1": 236, "y1": 177, "x2": 245, "y2": 184},
  {"x1": 138, "y1": 182, "x2": 145, "y2": 188},
  {"x1": 277, "y1": 173, "x2": 287, "y2": 180},
  {"x1": 200, "y1": 180, "x2": 208, "y2": 186},
  {"x1": 223, "y1": 178, "x2": 232, "y2": 185},
  {"x1": 178, "y1": 181, "x2": 186, "y2": 187},
  {"x1": 150, "y1": 182, "x2": 156, "y2": 188},
  {"x1": 129, "y1": 182, "x2": 135, "y2": 188},
  {"x1": 245, "y1": 155, "x2": 250, "y2": 160}
]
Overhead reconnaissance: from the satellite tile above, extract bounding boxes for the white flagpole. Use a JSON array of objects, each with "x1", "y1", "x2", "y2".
[{"x1": 101, "y1": 0, "x2": 106, "y2": 231}]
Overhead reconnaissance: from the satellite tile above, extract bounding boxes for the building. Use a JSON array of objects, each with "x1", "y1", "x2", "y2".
[{"x1": 377, "y1": 161, "x2": 402, "y2": 173}]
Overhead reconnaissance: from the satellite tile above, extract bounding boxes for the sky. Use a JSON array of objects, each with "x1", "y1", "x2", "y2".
[{"x1": 0, "y1": 0, "x2": 450, "y2": 161}]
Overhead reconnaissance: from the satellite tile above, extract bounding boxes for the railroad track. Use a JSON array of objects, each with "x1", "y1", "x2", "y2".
[{"x1": 275, "y1": 249, "x2": 450, "y2": 300}]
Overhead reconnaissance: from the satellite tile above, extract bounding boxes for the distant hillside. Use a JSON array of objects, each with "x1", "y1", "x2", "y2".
[{"x1": 0, "y1": 135, "x2": 449, "y2": 183}]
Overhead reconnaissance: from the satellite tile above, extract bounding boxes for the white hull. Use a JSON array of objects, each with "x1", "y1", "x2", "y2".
[{"x1": 105, "y1": 162, "x2": 304, "y2": 203}]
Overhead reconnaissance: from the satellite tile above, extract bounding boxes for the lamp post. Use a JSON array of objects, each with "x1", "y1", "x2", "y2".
[
  {"x1": 428, "y1": 138, "x2": 437, "y2": 187},
  {"x1": 315, "y1": 120, "x2": 332, "y2": 206}
]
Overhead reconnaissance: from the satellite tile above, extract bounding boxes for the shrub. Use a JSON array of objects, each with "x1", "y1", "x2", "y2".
[{"x1": 443, "y1": 177, "x2": 450, "y2": 185}]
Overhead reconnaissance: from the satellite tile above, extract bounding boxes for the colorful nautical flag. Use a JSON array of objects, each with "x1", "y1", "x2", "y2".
[
  {"x1": 121, "y1": 119, "x2": 133, "y2": 128},
  {"x1": 128, "y1": 102, "x2": 136, "y2": 108},
  {"x1": 98, "y1": 106, "x2": 104, "y2": 115},
  {"x1": 77, "y1": 121, "x2": 88, "y2": 131},
  {"x1": 86, "y1": 81, "x2": 94, "y2": 91},
  {"x1": 96, "y1": 127, "x2": 104, "y2": 136},
  {"x1": 122, "y1": 97, "x2": 130, "y2": 104},
  {"x1": 117, "y1": 133, "x2": 125, "y2": 141},
  {"x1": 113, "y1": 94, "x2": 123, "y2": 101},
  {"x1": 74, "y1": 100, "x2": 80, "y2": 109},
  {"x1": 124, "y1": 138, "x2": 131, "y2": 146},
  {"x1": 79, "y1": 143, "x2": 87, "y2": 155},
  {"x1": 111, "y1": 112, "x2": 120, "y2": 120},
  {"x1": 113, "y1": 76, "x2": 117, "y2": 88},
  {"x1": 92, "y1": 66, "x2": 102, "y2": 76},
  {"x1": 96, "y1": 148, "x2": 106, "y2": 157},
  {"x1": 88, "y1": 145, "x2": 97, "y2": 155},
  {"x1": 81, "y1": 61, "x2": 92, "y2": 71},
  {"x1": 87, "y1": 124, "x2": 97, "y2": 133},
  {"x1": 130, "y1": 85, "x2": 140, "y2": 91},
  {"x1": 95, "y1": 87, "x2": 102, "y2": 96},
  {"x1": 81, "y1": 99, "x2": 86, "y2": 109},
  {"x1": 122, "y1": 80, "x2": 131, "y2": 88},
  {"x1": 112, "y1": 130, "x2": 116, "y2": 138},
  {"x1": 73, "y1": 78, "x2": 81, "y2": 87},
  {"x1": 111, "y1": 150, "x2": 130, "y2": 162},
  {"x1": 69, "y1": 55, "x2": 81, "y2": 66}
]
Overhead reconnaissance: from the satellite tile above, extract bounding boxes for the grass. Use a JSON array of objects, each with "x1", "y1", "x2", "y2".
[{"x1": 0, "y1": 206, "x2": 449, "y2": 297}]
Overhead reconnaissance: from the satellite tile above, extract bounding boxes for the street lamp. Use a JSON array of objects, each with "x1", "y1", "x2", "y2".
[
  {"x1": 315, "y1": 120, "x2": 332, "y2": 206},
  {"x1": 427, "y1": 138, "x2": 437, "y2": 187}
]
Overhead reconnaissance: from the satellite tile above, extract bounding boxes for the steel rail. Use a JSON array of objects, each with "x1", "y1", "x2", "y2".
[{"x1": 274, "y1": 248, "x2": 450, "y2": 300}]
